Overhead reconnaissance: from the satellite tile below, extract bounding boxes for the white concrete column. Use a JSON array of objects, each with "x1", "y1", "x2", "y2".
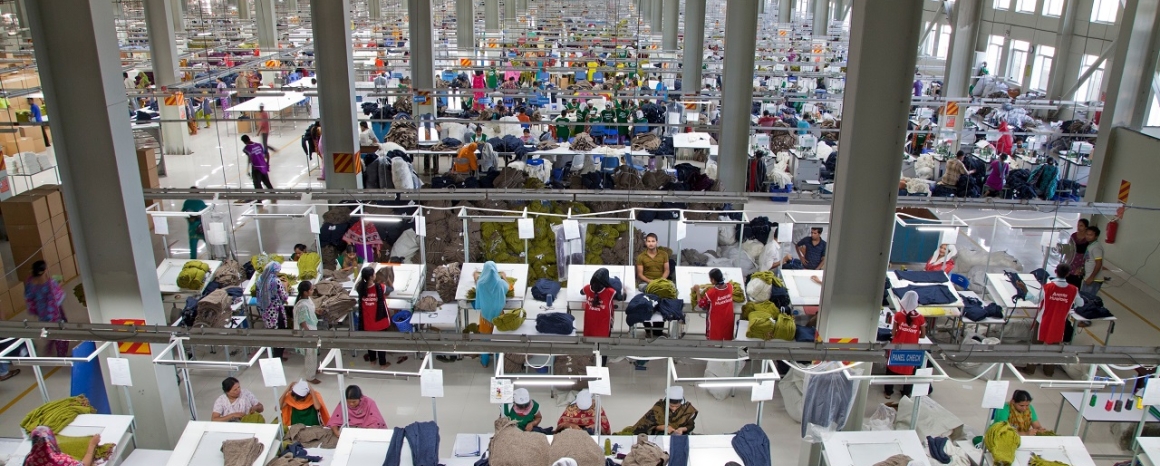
[
  {"x1": 718, "y1": 0, "x2": 759, "y2": 192},
  {"x1": 410, "y1": 0, "x2": 436, "y2": 118},
  {"x1": 662, "y1": 0, "x2": 679, "y2": 50},
  {"x1": 682, "y1": 0, "x2": 706, "y2": 91},
  {"x1": 820, "y1": 0, "x2": 923, "y2": 342},
  {"x1": 485, "y1": 0, "x2": 499, "y2": 32},
  {"x1": 457, "y1": 0, "x2": 475, "y2": 49},
  {"x1": 254, "y1": 0, "x2": 277, "y2": 54},
  {"x1": 25, "y1": 0, "x2": 185, "y2": 448},
  {"x1": 642, "y1": 0, "x2": 652, "y2": 25},
  {"x1": 312, "y1": 0, "x2": 362, "y2": 189},
  {"x1": 237, "y1": 0, "x2": 250, "y2": 19},
  {"x1": 813, "y1": 0, "x2": 829, "y2": 36},
  {"x1": 143, "y1": 0, "x2": 189, "y2": 155},
  {"x1": 651, "y1": 0, "x2": 663, "y2": 37},
  {"x1": 1047, "y1": 0, "x2": 1080, "y2": 101},
  {"x1": 1086, "y1": 0, "x2": 1160, "y2": 199},
  {"x1": 504, "y1": 0, "x2": 515, "y2": 26},
  {"x1": 943, "y1": 0, "x2": 982, "y2": 154},
  {"x1": 169, "y1": 0, "x2": 184, "y2": 33},
  {"x1": 778, "y1": 0, "x2": 791, "y2": 22},
  {"x1": 369, "y1": 0, "x2": 381, "y2": 20},
  {"x1": 287, "y1": 0, "x2": 298, "y2": 14}
]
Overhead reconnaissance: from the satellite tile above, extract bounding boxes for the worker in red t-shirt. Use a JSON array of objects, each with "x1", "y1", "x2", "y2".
[
  {"x1": 582, "y1": 268, "x2": 620, "y2": 337},
  {"x1": 885, "y1": 290, "x2": 925, "y2": 398},
  {"x1": 695, "y1": 268, "x2": 735, "y2": 341},
  {"x1": 1026, "y1": 263, "x2": 1083, "y2": 376}
]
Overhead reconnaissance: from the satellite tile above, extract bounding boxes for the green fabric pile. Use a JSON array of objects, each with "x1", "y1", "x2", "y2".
[
  {"x1": 177, "y1": 261, "x2": 211, "y2": 290},
  {"x1": 240, "y1": 413, "x2": 265, "y2": 424},
  {"x1": 74, "y1": 284, "x2": 86, "y2": 307},
  {"x1": 741, "y1": 301, "x2": 778, "y2": 321},
  {"x1": 21, "y1": 395, "x2": 95, "y2": 433},
  {"x1": 985, "y1": 422, "x2": 1021, "y2": 466},
  {"x1": 296, "y1": 252, "x2": 321, "y2": 281},
  {"x1": 585, "y1": 223, "x2": 627, "y2": 264},
  {"x1": 645, "y1": 279, "x2": 678, "y2": 299},
  {"x1": 729, "y1": 281, "x2": 745, "y2": 302},
  {"x1": 746, "y1": 308, "x2": 795, "y2": 341},
  {"x1": 57, "y1": 434, "x2": 114, "y2": 462},
  {"x1": 250, "y1": 254, "x2": 285, "y2": 272},
  {"x1": 750, "y1": 271, "x2": 784, "y2": 289},
  {"x1": 1028, "y1": 454, "x2": 1068, "y2": 466}
]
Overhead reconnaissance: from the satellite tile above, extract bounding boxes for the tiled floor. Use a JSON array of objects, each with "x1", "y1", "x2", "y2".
[{"x1": 0, "y1": 122, "x2": 1156, "y2": 464}]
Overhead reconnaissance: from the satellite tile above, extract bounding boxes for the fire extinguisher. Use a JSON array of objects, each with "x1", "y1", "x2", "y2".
[{"x1": 1106, "y1": 219, "x2": 1119, "y2": 244}]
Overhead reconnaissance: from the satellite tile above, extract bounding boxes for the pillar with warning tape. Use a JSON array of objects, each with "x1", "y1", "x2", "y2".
[
  {"x1": 143, "y1": 0, "x2": 190, "y2": 155},
  {"x1": 312, "y1": 0, "x2": 361, "y2": 189},
  {"x1": 26, "y1": 0, "x2": 185, "y2": 448}
]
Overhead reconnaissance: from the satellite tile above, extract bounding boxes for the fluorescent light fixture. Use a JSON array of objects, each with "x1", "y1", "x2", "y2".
[
  {"x1": 698, "y1": 382, "x2": 758, "y2": 388},
  {"x1": 915, "y1": 226, "x2": 959, "y2": 233},
  {"x1": 512, "y1": 380, "x2": 577, "y2": 387},
  {"x1": 361, "y1": 216, "x2": 403, "y2": 223}
]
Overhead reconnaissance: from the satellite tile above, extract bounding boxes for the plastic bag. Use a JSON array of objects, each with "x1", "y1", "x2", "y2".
[{"x1": 863, "y1": 403, "x2": 896, "y2": 431}]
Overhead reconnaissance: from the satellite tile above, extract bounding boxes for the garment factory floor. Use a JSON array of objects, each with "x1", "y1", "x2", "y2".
[{"x1": 0, "y1": 119, "x2": 1155, "y2": 463}]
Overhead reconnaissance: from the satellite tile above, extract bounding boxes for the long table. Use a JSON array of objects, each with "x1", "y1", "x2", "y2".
[
  {"x1": 886, "y1": 271, "x2": 964, "y2": 317},
  {"x1": 445, "y1": 433, "x2": 743, "y2": 465},
  {"x1": 329, "y1": 428, "x2": 410, "y2": 466},
  {"x1": 822, "y1": 430, "x2": 931, "y2": 466},
  {"x1": 781, "y1": 269, "x2": 824, "y2": 307},
  {"x1": 157, "y1": 259, "x2": 222, "y2": 294},
  {"x1": 455, "y1": 263, "x2": 530, "y2": 325},
  {"x1": 10, "y1": 415, "x2": 136, "y2": 466},
  {"x1": 166, "y1": 421, "x2": 280, "y2": 466}
]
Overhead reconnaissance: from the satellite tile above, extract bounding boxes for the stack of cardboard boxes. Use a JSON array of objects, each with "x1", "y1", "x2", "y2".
[
  {"x1": 0, "y1": 185, "x2": 78, "y2": 318},
  {"x1": 0, "y1": 69, "x2": 49, "y2": 157}
]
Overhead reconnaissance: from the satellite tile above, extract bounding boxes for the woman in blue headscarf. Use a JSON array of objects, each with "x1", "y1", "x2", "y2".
[
  {"x1": 256, "y1": 262, "x2": 290, "y2": 359},
  {"x1": 474, "y1": 261, "x2": 508, "y2": 334}
]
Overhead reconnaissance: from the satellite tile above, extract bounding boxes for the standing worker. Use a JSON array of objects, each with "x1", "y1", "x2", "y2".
[
  {"x1": 25, "y1": 261, "x2": 67, "y2": 356},
  {"x1": 257, "y1": 104, "x2": 275, "y2": 154},
  {"x1": 181, "y1": 187, "x2": 208, "y2": 259},
  {"x1": 884, "y1": 291, "x2": 925, "y2": 398},
  {"x1": 243, "y1": 135, "x2": 274, "y2": 190},
  {"x1": 28, "y1": 98, "x2": 50, "y2": 146},
  {"x1": 694, "y1": 268, "x2": 735, "y2": 341}
]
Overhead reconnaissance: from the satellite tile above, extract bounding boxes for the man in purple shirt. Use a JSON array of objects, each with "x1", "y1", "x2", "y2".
[{"x1": 243, "y1": 135, "x2": 273, "y2": 190}]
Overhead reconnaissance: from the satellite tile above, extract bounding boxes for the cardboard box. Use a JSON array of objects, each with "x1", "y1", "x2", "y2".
[
  {"x1": 40, "y1": 242, "x2": 58, "y2": 266},
  {"x1": 145, "y1": 165, "x2": 160, "y2": 188},
  {"x1": 7, "y1": 220, "x2": 54, "y2": 246},
  {"x1": 42, "y1": 190, "x2": 63, "y2": 217},
  {"x1": 29, "y1": 136, "x2": 45, "y2": 153},
  {"x1": 136, "y1": 148, "x2": 157, "y2": 169},
  {"x1": 59, "y1": 257, "x2": 77, "y2": 282},
  {"x1": 2, "y1": 195, "x2": 50, "y2": 225},
  {"x1": 9, "y1": 283, "x2": 24, "y2": 314},
  {"x1": 49, "y1": 213, "x2": 66, "y2": 235},
  {"x1": 0, "y1": 291, "x2": 12, "y2": 320},
  {"x1": 56, "y1": 236, "x2": 73, "y2": 257},
  {"x1": 2, "y1": 140, "x2": 18, "y2": 156}
]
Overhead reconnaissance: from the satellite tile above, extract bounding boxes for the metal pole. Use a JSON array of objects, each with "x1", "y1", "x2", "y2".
[
  {"x1": 1074, "y1": 364, "x2": 1098, "y2": 436},
  {"x1": 664, "y1": 358, "x2": 672, "y2": 435},
  {"x1": 718, "y1": 0, "x2": 760, "y2": 192},
  {"x1": 662, "y1": 0, "x2": 678, "y2": 51}
]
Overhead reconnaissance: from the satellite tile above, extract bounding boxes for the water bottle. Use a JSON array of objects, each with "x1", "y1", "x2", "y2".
[{"x1": 546, "y1": 293, "x2": 554, "y2": 309}]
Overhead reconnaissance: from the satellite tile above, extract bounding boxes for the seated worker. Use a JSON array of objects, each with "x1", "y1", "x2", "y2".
[
  {"x1": 782, "y1": 227, "x2": 827, "y2": 270},
  {"x1": 327, "y1": 385, "x2": 386, "y2": 436},
  {"x1": 505, "y1": 388, "x2": 552, "y2": 433},
  {"x1": 337, "y1": 245, "x2": 363, "y2": 276},
  {"x1": 280, "y1": 379, "x2": 331, "y2": 427},
  {"x1": 555, "y1": 389, "x2": 611, "y2": 435},
  {"x1": 993, "y1": 390, "x2": 1045, "y2": 436},
  {"x1": 290, "y1": 243, "x2": 308, "y2": 261},
  {"x1": 631, "y1": 386, "x2": 697, "y2": 435},
  {"x1": 924, "y1": 244, "x2": 957, "y2": 273},
  {"x1": 937, "y1": 151, "x2": 973, "y2": 192},
  {"x1": 467, "y1": 124, "x2": 488, "y2": 144},
  {"x1": 451, "y1": 142, "x2": 480, "y2": 174},
  {"x1": 520, "y1": 128, "x2": 536, "y2": 144},
  {"x1": 212, "y1": 377, "x2": 265, "y2": 422},
  {"x1": 635, "y1": 233, "x2": 670, "y2": 343},
  {"x1": 694, "y1": 268, "x2": 735, "y2": 341}
]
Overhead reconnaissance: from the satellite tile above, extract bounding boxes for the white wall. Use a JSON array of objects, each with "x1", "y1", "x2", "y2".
[{"x1": 1093, "y1": 127, "x2": 1160, "y2": 296}]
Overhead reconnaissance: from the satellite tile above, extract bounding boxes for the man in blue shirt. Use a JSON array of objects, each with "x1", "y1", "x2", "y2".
[
  {"x1": 28, "y1": 98, "x2": 49, "y2": 147},
  {"x1": 779, "y1": 227, "x2": 828, "y2": 270}
]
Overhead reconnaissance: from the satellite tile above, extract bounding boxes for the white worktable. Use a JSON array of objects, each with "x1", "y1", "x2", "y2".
[
  {"x1": 330, "y1": 428, "x2": 410, "y2": 466},
  {"x1": 345, "y1": 263, "x2": 427, "y2": 305},
  {"x1": 445, "y1": 433, "x2": 742, "y2": 465},
  {"x1": 674, "y1": 266, "x2": 746, "y2": 303},
  {"x1": 985, "y1": 273, "x2": 1043, "y2": 310},
  {"x1": 1136, "y1": 437, "x2": 1160, "y2": 466},
  {"x1": 11, "y1": 414, "x2": 136, "y2": 466},
  {"x1": 822, "y1": 430, "x2": 931, "y2": 466},
  {"x1": 165, "y1": 421, "x2": 280, "y2": 466},
  {"x1": 959, "y1": 436, "x2": 1096, "y2": 466},
  {"x1": 157, "y1": 259, "x2": 222, "y2": 294},
  {"x1": 781, "y1": 270, "x2": 824, "y2": 306},
  {"x1": 228, "y1": 91, "x2": 307, "y2": 113},
  {"x1": 304, "y1": 448, "x2": 335, "y2": 466},
  {"x1": 122, "y1": 449, "x2": 173, "y2": 466},
  {"x1": 886, "y1": 271, "x2": 964, "y2": 316},
  {"x1": 1053, "y1": 391, "x2": 1159, "y2": 442}
]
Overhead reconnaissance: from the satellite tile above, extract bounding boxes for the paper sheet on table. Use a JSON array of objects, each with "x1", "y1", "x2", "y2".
[
  {"x1": 751, "y1": 381, "x2": 775, "y2": 402},
  {"x1": 421, "y1": 369, "x2": 444, "y2": 398},
  {"x1": 1144, "y1": 380, "x2": 1160, "y2": 406},
  {"x1": 308, "y1": 214, "x2": 320, "y2": 234},
  {"x1": 152, "y1": 216, "x2": 169, "y2": 236},
  {"x1": 563, "y1": 220, "x2": 580, "y2": 240},
  {"x1": 517, "y1": 218, "x2": 535, "y2": 239},
  {"x1": 416, "y1": 216, "x2": 427, "y2": 237},
  {"x1": 982, "y1": 380, "x2": 1009, "y2": 409},
  {"x1": 489, "y1": 377, "x2": 513, "y2": 404},
  {"x1": 586, "y1": 366, "x2": 611, "y2": 396},
  {"x1": 260, "y1": 358, "x2": 287, "y2": 387},
  {"x1": 676, "y1": 221, "x2": 687, "y2": 241},
  {"x1": 453, "y1": 434, "x2": 481, "y2": 457},
  {"x1": 107, "y1": 358, "x2": 132, "y2": 386}
]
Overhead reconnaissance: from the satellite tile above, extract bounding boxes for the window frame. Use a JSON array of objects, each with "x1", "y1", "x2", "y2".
[{"x1": 1042, "y1": 0, "x2": 1064, "y2": 16}]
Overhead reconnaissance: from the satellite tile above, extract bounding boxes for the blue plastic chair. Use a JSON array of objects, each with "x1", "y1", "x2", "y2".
[{"x1": 950, "y1": 273, "x2": 970, "y2": 290}]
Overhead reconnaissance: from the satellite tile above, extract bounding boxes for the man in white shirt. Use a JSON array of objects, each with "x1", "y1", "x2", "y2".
[
  {"x1": 124, "y1": 72, "x2": 138, "y2": 110},
  {"x1": 373, "y1": 72, "x2": 389, "y2": 90},
  {"x1": 359, "y1": 121, "x2": 380, "y2": 168}
]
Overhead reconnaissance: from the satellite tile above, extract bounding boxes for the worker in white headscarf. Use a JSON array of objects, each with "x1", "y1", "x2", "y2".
[
  {"x1": 631, "y1": 386, "x2": 698, "y2": 435},
  {"x1": 885, "y1": 291, "x2": 926, "y2": 398},
  {"x1": 925, "y1": 243, "x2": 958, "y2": 273}
]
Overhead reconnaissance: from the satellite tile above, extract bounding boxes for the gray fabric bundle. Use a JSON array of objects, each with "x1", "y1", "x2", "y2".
[
  {"x1": 194, "y1": 289, "x2": 232, "y2": 328},
  {"x1": 211, "y1": 259, "x2": 244, "y2": 287},
  {"x1": 489, "y1": 417, "x2": 551, "y2": 466},
  {"x1": 287, "y1": 424, "x2": 338, "y2": 449},
  {"x1": 547, "y1": 429, "x2": 604, "y2": 466},
  {"x1": 221, "y1": 438, "x2": 263, "y2": 466}
]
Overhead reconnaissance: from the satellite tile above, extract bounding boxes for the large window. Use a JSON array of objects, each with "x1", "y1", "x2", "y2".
[
  {"x1": 1074, "y1": 54, "x2": 1105, "y2": 103},
  {"x1": 920, "y1": 22, "x2": 935, "y2": 56},
  {"x1": 1091, "y1": 0, "x2": 1118, "y2": 22},
  {"x1": 994, "y1": 0, "x2": 1011, "y2": 9},
  {"x1": 1029, "y1": 45, "x2": 1055, "y2": 91},
  {"x1": 1042, "y1": 0, "x2": 1064, "y2": 16},
  {"x1": 1149, "y1": 96, "x2": 1160, "y2": 127},
  {"x1": 936, "y1": 24, "x2": 952, "y2": 59},
  {"x1": 1016, "y1": 0, "x2": 1038, "y2": 13},
  {"x1": 985, "y1": 35, "x2": 1006, "y2": 74},
  {"x1": 1008, "y1": 40, "x2": 1030, "y2": 82}
]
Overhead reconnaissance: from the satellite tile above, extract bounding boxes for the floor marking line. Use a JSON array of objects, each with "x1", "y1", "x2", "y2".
[{"x1": 0, "y1": 366, "x2": 61, "y2": 416}]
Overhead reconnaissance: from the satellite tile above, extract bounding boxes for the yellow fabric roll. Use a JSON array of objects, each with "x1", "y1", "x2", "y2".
[{"x1": 985, "y1": 422, "x2": 1021, "y2": 466}]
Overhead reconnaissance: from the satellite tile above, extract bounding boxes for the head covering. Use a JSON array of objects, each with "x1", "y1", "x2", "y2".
[
  {"x1": 928, "y1": 244, "x2": 958, "y2": 266},
  {"x1": 513, "y1": 388, "x2": 531, "y2": 405},
  {"x1": 553, "y1": 459, "x2": 579, "y2": 466},
  {"x1": 292, "y1": 379, "x2": 310, "y2": 397},
  {"x1": 574, "y1": 389, "x2": 593, "y2": 410},
  {"x1": 255, "y1": 262, "x2": 282, "y2": 310},
  {"x1": 666, "y1": 386, "x2": 684, "y2": 402},
  {"x1": 474, "y1": 261, "x2": 508, "y2": 322},
  {"x1": 326, "y1": 396, "x2": 387, "y2": 429},
  {"x1": 590, "y1": 268, "x2": 612, "y2": 293},
  {"x1": 25, "y1": 427, "x2": 81, "y2": 466},
  {"x1": 900, "y1": 290, "x2": 920, "y2": 313}
]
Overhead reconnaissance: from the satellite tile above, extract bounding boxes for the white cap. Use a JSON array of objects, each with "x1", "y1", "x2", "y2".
[
  {"x1": 575, "y1": 389, "x2": 593, "y2": 410},
  {"x1": 514, "y1": 388, "x2": 531, "y2": 405},
  {"x1": 292, "y1": 379, "x2": 310, "y2": 397},
  {"x1": 667, "y1": 386, "x2": 684, "y2": 402}
]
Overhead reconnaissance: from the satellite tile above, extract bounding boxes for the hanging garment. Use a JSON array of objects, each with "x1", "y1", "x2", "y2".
[
  {"x1": 731, "y1": 424, "x2": 772, "y2": 466},
  {"x1": 800, "y1": 367, "x2": 855, "y2": 437}
]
